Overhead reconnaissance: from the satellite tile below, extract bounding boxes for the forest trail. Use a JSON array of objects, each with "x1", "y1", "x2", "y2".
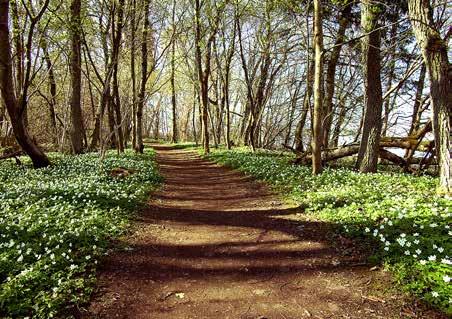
[{"x1": 84, "y1": 145, "x2": 439, "y2": 319}]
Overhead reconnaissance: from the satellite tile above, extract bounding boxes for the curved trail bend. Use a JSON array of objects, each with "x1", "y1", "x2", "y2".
[{"x1": 85, "y1": 145, "x2": 442, "y2": 319}]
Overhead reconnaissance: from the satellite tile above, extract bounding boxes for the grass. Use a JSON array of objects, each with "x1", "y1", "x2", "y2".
[
  {"x1": 204, "y1": 147, "x2": 451, "y2": 315},
  {"x1": 0, "y1": 149, "x2": 162, "y2": 318}
]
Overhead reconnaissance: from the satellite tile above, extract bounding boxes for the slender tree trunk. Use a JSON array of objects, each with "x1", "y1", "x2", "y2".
[
  {"x1": 294, "y1": 56, "x2": 314, "y2": 152},
  {"x1": 10, "y1": 0, "x2": 28, "y2": 128},
  {"x1": 194, "y1": 0, "x2": 210, "y2": 154},
  {"x1": 170, "y1": 54, "x2": 178, "y2": 143},
  {"x1": 381, "y1": 22, "x2": 399, "y2": 137},
  {"x1": 41, "y1": 40, "x2": 58, "y2": 146},
  {"x1": 170, "y1": 0, "x2": 178, "y2": 143},
  {"x1": 112, "y1": 0, "x2": 125, "y2": 152},
  {"x1": 331, "y1": 95, "x2": 347, "y2": 147},
  {"x1": 112, "y1": 74, "x2": 123, "y2": 151},
  {"x1": 136, "y1": 0, "x2": 150, "y2": 153},
  {"x1": 192, "y1": 84, "x2": 198, "y2": 145},
  {"x1": 311, "y1": 0, "x2": 324, "y2": 174},
  {"x1": 0, "y1": 0, "x2": 50, "y2": 167},
  {"x1": 200, "y1": 77, "x2": 210, "y2": 154},
  {"x1": 223, "y1": 16, "x2": 235, "y2": 150},
  {"x1": 409, "y1": 64, "x2": 427, "y2": 136},
  {"x1": 356, "y1": 0, "x2": 383, "y2": 173},
  {"x1": 284, "y1": 76, "x2": 300, "y2": 147},
  {"x1": 90, "y1": 81, "x2": 111, "y2": 149},
  {"x1": 322, "y1": 3, "x2": 351, "y2": 148},
  {"x1": 404, "y1": 64, "x2": 427, "y2": 160},
  {"x1": 184, "y1": 105, "x2": 191, "y2": 140},
  {"x1": 69, "y1": 0, "x2": 84, "y2": 154},
  {"x1": 131, "y1": 0, "x2": 137, "y2": 149},
  {"x1": 10, "y1": 1, "x2": 23, "y2": 98},
  {"x1": 0, "y1": 100, "x2": 4, "y2": 125},
  {"x1": 408, "y1": 0, "x2": 451, "y2": 192},
  {"x1": 106, "y1": 92, "x2": 117, "y2": 148}
]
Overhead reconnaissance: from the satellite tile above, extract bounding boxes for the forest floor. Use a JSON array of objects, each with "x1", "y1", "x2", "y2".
[{"x1": 82, "y1": 145, "x2": 445, "y2": 319}]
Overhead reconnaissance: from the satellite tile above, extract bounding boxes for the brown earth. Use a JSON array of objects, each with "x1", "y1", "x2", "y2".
[{"x1": 82, "y1": 145, "x2": 445, "y2": 319}]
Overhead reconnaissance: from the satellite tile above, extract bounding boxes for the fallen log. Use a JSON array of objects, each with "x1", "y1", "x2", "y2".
[
  {"x1": 0, "y1": 150, "x2": 22, "y2": 160},
  {"x1": 294, "y1": 122, "x2": 433, "y2": 166},
  {"x1": 379, "y1": 149, "x2": 407, "y2": 167},
  {"x1": 294, "y1": 144, "x2": 434, "y2": 168}
]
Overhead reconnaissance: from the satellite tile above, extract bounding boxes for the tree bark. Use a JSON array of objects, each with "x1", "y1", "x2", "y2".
[
  {"x1": 356, "y1": 0, "x2": 383, "y2": 173},
  {"x1": 0, "y1": 99, "x2": 4, "y2": 125},
  {"x1": 381, "y1": 21, "x2": 399, "y2": 137},
  {"x1": 404, "y1": 64, "x2": 427, "y2": 160},
  {"x1": 408, "y1": 64, "x2": 427, "y2": 136},
  {"x1": 331, "y1": 94, "x2": 347, "y2": 147},
  {"x1": 223, "y1": 16, "x2": 235, "y2": 150},
  {"x1": 130, "y1": 0, "x2": 137, "y2": 149},
  {"x1": 294, "y1": 61, "x2": 313, "y2": 152},
  {"x1": 136, "y1": 0, "x2": 151, "y2": 153},
  {"x1": 170, "y1": 0, "x2": 178, "y2": 143},
  {"x1": 112, "y1": 0, "x2": 125, "y2": 153},
  {"x1": 311, "y1": 0, "x2": 324, "y2": 174},
  {"x1": 10, "y1": 1, "x2": 23, "y2": 97},
  {"x1": 69, "y1": 0, "x2": 85, "y2": 154},
  {"x1": 40, "y1": 37, "x2": 58, "y2": 147},
  {"x1": 194, "y1": 0, "x2": 216, "y2": 154},
  {"x1": 408, "y1": 0, "x2": 451, "y2": 192},
  {"x1": 322, "y1": 3, "x2": 351, "y2": 148},
  {"x1": 0, "y1": 0, "x2": 50, "y2": 168}
]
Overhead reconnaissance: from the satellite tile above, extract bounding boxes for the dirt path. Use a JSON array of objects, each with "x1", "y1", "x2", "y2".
[{"x1": 84, "y1": 145, "x2": 442, "y2": 319}]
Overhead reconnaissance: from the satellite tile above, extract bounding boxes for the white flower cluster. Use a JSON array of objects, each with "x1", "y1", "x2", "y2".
[{"x1": 0, "y1": 150, "x2": 161, "y2": 317}]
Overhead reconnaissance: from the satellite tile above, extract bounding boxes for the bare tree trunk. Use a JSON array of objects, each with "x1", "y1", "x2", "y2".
[
  {"x1": 170, "y1": 0, "x2": 178, "y2": 143},
  {"x1": 408, "y1": 64, "x2": 427, "y2": 136},
  {"x1": 112, "y1": 0, "x2": 125, "y2": 152},
  {"x1": 194, "y1": 0, "x2": 213, "y2": 154},
  {"x1": 311, "y1": 0, "x2": 323, "y2": 174},
  {"x1": 192, "y1": 84, "x2": 198, "y2": 145},
  {"x1": 284, "y1": 74, "x2": 301, "y2": 147},
  {"x1": 322, "y1": 3, "x2": 351, "y2": 148},
  {"x1": 331, "y1": 95, "x2": 347, "y2": 147},
  {"x1": 0, "y1": 99, "x2": 4, "y2": 125},
  {"x1": 356, "y1": 0, "x2": 383, "y2": 173},
  {"x1": 106, "y1": 91, "x2": 117, "y2": 148},
  {"x1": 136, "y1": 0, "x2": 150, "y2": 153},
  {"x1": 223, "y1": 17, "x2": 235, "y2": 150},
  {"x1": 10, "y1": 0, "x2": 28, "y2": 128},
  {"x1": 408, "y1": 0, "x2": 451, "y2": 192},
  {"x1": 69, "y1": 0, "x2": 84, "y2": 154},
  {"x1": 404, "y1": 64, "x2": 427, "y2": 161},
  {"x1": 10, "y1": 1, "x2": 23, "y2": 98},
  {"x1": 89, "y1": 81, "x2": 111, "y2": 150},
  {"x1": 0, "y1": 0, "x2": 50, "y2": 167},
  {"x1": 381, "y1": 22, "x2": 399, "y2": 137},
  {"x1": 294, "y1": 54, "x2": 314, "y2": 153},
  {"x1": 131, "y1": 0, "x2": 137, "y2": 149},
  {"x1": 41, "y1": 39, "x2": 58, "y2": 147}
]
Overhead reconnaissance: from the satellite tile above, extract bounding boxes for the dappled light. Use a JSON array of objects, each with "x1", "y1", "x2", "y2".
[
  {"x1": 84, "y1": 146, "x2": 441, "y2": 319},
  {"x1": 0, "y1": 0, "x2": 450, "y2": 317}
]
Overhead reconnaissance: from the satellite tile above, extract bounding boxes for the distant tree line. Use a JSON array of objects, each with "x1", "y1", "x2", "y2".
[{"x1": 0, "y1": 0, "x2": 449, "y2": 191}]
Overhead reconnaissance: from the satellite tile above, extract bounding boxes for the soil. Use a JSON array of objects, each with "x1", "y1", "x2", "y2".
[{"x1": 82, "y1": 145, "x2": 445, "y2": 319}]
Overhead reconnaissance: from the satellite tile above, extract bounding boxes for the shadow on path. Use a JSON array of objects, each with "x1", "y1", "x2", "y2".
[{"x1": 83, "y1": 145, "x2": 445, "y2": 319}]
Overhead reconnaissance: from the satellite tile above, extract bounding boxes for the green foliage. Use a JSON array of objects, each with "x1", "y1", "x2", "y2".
[
  {"x1": 206, "y1": 148, "x2": 451, "y2": 315},
  {"x1": 0, "y1": 149, "x2": 162, "y2": 318}
]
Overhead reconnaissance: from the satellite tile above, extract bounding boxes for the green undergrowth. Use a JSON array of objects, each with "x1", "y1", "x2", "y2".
[
  {"x1": 168, "y1": 142, "x2": 199, "y2": 150},
  {"x1": 0, "y1": 149, "x2": 162, "y2": 318},
  {"x1": 204, "y1": 147, "x2": 451, "y2": 315}
]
